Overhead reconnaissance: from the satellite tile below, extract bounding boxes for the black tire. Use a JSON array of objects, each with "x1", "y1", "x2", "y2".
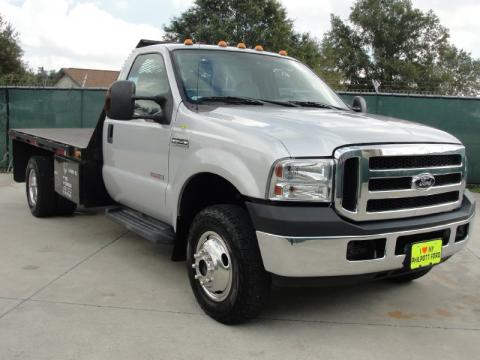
[
  {"x1": 56, "y1": 196, "x2": 77, "y2": 216},
  {"x1": 388, "y1": 268, "x2": 432, "y2": 283},
  {"x1": 187, "y1": 205, "x2": 271, "y2": 324},
  {"x1": 25, "y1": 156, "x2": 57, "y2": 217}
]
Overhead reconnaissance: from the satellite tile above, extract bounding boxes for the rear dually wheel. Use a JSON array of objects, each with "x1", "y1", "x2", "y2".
[{"x1": 26, "y1": 156, "x2": 57, "y2": 217}]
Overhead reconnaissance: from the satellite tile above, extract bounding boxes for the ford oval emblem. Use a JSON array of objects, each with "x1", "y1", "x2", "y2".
[{"x1": 412, "y1": 173, "x2": 435, "y2": 190}]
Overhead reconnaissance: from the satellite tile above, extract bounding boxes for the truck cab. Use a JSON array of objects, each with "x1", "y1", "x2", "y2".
[{"x1": 10, "y1": 40, "x2": 476, "y2": 324}]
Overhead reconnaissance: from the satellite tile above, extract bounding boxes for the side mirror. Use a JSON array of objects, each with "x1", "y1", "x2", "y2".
[
  {"x1": 107, "y1": 81, "x2": 135, "y2": 120},
  {"x1": 106, "y1": 80, "x2": 168, "y2": 124},
  {"x1": 352, "y1": 96, "x2": 367, "y2": 113}
]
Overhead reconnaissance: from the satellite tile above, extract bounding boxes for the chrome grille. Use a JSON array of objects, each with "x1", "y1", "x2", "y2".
[{"x1": 334, "y1": 144, "x2": 466, "y2": 221}]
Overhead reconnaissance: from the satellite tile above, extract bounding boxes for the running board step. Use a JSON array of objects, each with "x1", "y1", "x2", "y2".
[{"x1": 106, "y1": 207, "x2": 175, "y2": 244}]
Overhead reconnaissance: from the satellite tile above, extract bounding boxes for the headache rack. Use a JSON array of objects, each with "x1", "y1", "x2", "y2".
[
  {"x1": 136, "y1": 39, "x2": 173, "y2": 48},
  {"x1": 334, "y1": 144, "x2": 466, "y2": 221}
]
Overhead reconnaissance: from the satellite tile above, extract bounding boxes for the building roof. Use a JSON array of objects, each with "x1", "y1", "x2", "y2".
[{"x1": 58, "y1": 68, "x2": 120, "y2": 88}]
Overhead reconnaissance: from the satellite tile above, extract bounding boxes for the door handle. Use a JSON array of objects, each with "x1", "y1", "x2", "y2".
[{"x1": 107, "y1": 124, "x2": 114, "y2": 144}]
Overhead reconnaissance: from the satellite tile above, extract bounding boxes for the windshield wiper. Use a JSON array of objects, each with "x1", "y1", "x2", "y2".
[
  {"x1": 289, "y1": 101, "x2": 344, "y2": 110},
  {"x1": 195, "y1": 96, "x2": 264, "y2": 105},
  {"x1": 195, "y1": 97, "x2": 337, "y2": 109},
  {"x1": 258, "y1": 99, "x2": 299, "y2": 107}
]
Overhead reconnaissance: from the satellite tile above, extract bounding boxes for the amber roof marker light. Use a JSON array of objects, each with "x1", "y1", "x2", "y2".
[
  {"x1": 279, "y1": 50, "x2": 288, "y2": 56},
  {"x1": 218, "y1": 40, "x2": 227, "y2": 47},
  {"x1": 237, "y1": 42, "x2": 246, "y2": 49},
  {"x1": 254, "y1": 45, "x2": 264, "y2": 51},
  {"x1": 184, "y1": 38, "x2": 193, "y2": 45}
]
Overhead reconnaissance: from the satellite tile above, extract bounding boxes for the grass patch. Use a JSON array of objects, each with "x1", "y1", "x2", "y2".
[{"x1": 467, "y1": 184, "x2": 480, "y2": 193}]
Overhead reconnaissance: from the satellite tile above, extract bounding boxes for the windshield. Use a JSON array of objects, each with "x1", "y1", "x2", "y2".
[{"x1": 172, "y1": 49, "x2": 349, "y2": 109}]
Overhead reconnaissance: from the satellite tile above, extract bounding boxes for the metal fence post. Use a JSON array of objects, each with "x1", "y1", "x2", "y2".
[
  {"x1": 5, "y1": 88, "x2": 10, "y2": 166},
  {"x1": 80, "y1": 89, "x2": 84, "y2": 128}
]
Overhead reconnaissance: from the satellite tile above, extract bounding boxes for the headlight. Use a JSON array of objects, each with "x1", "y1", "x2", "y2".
[{"x1": 268, "y1": 159, "x2": 334, "y2": 202}]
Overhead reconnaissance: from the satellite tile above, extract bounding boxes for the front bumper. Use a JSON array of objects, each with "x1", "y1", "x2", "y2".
[{"x1": 247, "y1": 191, "x2": 475, "y2": 277}]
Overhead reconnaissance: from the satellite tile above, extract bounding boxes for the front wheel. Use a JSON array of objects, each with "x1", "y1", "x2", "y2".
[{"x1": 187, "y1": 205, "x2": 271, "y2": 324}]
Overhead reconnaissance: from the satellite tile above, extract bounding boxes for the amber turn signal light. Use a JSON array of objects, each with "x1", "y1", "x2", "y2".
[
  {"x1": 218, "y1": 40, "x2": 227, "y2": 47},
  {"x1": 184, "y1": 38, "x2": 193, "y2": 45}
]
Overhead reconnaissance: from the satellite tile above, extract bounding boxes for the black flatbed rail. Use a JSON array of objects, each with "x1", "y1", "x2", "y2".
[{"x1": 9, "y1": 128, "x2": 94, "y2": 160}]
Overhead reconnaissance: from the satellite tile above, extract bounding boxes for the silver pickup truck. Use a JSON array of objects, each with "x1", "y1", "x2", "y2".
[{"x1": 9, "y1": 40, "x2": 476, "y2": 324}]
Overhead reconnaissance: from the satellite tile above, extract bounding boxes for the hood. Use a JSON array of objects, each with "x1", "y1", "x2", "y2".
[{"x1": 202, "y1": 105, "x2": 461, "y2": 157}]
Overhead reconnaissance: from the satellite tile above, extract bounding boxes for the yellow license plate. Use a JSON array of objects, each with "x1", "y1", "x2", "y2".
[{"x1": 410, "y1": 239, "x2": 443, "y2": 270}]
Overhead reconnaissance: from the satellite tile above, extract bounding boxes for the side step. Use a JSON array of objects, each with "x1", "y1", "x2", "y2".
[{"x1": 106, "y1": 207, "x2": 175, "y2": 244}]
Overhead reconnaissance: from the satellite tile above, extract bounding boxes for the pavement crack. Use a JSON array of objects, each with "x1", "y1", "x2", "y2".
[
  {"x1": 0, "y1": 296, "x2": 25, "y2": 301},
  {"x1": 466, "y1": 247, "x2": 480, "y2": 260},
  {"x1": 258, "y1": 316, "x2": 480, "y2": 332},
  {"x1": 0, "y1": 231, "x2": 128, "y2": 321},
  {"x1": 28, "y1": 298, "x2": 205, "y2": 317},
  {"x1": 16, "y1": 299, "x2": 480, "y2": 333}
]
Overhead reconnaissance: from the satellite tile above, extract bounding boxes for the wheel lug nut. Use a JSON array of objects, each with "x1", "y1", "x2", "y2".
[{"x1": 194, "y1": 274, "x2": 201, "y2": 279}]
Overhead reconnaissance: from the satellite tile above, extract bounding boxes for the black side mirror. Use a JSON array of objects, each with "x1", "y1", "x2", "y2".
[
  {"x1": 106, "y1": 80, "x2": 168, "y2": 124},
  {"x1": 107, "y1": 81, "x2": 135, "y2": 120},
  {"x1": 352, "y1": 96, "x2": 367, "y2": 113}
]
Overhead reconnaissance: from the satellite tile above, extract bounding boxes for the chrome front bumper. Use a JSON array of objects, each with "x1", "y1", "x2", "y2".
[{"x1": 256, "y1": 214, "x2": 474, "y2": 277}]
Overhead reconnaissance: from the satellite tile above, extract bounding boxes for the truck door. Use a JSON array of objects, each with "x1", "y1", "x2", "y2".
[{"x1": 103, "y1": 53, "x2": 173, "y2": 222}]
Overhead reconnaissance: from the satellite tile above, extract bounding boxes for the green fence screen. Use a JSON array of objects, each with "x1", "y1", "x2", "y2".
[
  {"x1": 0, "y1": 87, "x2": 479, "y2": 183},
  {"x1": 339, "y1": 93, "x2": 480, "y2": 184},
  {"x1": 0, "y1": 88, "x2": 106, "y2": 169}
]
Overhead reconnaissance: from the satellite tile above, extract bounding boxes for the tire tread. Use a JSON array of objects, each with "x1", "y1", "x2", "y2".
[
  {"x1": 187, "y1": 204, "x2": 271, "y2": 324},
  {"x1": 26, "y1": 156, "x2": 57, "y2": 217}
]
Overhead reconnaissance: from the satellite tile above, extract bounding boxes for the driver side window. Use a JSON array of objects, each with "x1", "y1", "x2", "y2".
[{"x1": 127, "y1": 53, "x2": 170, "y2": 117}]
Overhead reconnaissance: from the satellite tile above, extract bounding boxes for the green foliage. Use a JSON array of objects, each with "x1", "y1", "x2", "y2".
[
  {"x1": 0, "y1": 13, "x2": 24, "y2": 78},
  {"x1": 163, "y1": 0, "x2": 322, "y2": 68},
  {"x1": 467, "y1": 184, "x2": 480, "y2": 193},
  {"x1": 0, "y1": 67, "x2": 61, "y2": 87},
  {"x1": 437, "y1": 46, "x2": 480, "y2": 95},
  {"x1": 322, "y1": 0, "x2": 480, "y2": 94}
]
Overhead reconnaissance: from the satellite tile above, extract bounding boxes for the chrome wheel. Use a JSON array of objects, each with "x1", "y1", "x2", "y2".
[
  {"x1": 192, "y1": 231, "x2": 232, "y2": 302},
  {"x1": 28, "y1": 169, "x2": 38, "y2": 206}
]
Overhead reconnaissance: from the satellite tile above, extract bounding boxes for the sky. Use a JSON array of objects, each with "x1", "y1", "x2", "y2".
[{"x1": 1, "y1": 0, "x2": 479, "y2": 71}]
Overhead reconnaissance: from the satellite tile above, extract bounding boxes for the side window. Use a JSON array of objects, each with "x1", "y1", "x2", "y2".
[{"x1": 127, "y1": 53, "x2": 170, "y2": 117}]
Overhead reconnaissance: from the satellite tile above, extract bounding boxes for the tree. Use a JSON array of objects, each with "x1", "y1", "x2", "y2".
[
  {"x1": 0, "y1": 13, "x2": 24, "y2": 78},
  {"x1": 163, "y1": 0, "x2": 322, "y2": 68},
  {"x1": 437, "y1": 46, "x2": 480, "y2": 95},
  {"x1": 0, "y1": 14, "x2": 61, "y2": 86},
  {"x1": 321, "y1": 0, "x2": 480, "y2": 95}
]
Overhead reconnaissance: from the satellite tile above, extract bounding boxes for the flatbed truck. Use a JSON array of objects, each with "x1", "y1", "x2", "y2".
[{"x1": 8, "y1": 40, "x2": 475, "y2": 323}]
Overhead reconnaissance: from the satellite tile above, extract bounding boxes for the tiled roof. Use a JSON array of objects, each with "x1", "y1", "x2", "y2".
[{"x1": 59, "y1": 68, "x2": 120, "y2": 87}]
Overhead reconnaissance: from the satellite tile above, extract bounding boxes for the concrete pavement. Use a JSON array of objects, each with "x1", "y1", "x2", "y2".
[{"x1": 0, "y1": 174, "x2": 479, "y2": 360}]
